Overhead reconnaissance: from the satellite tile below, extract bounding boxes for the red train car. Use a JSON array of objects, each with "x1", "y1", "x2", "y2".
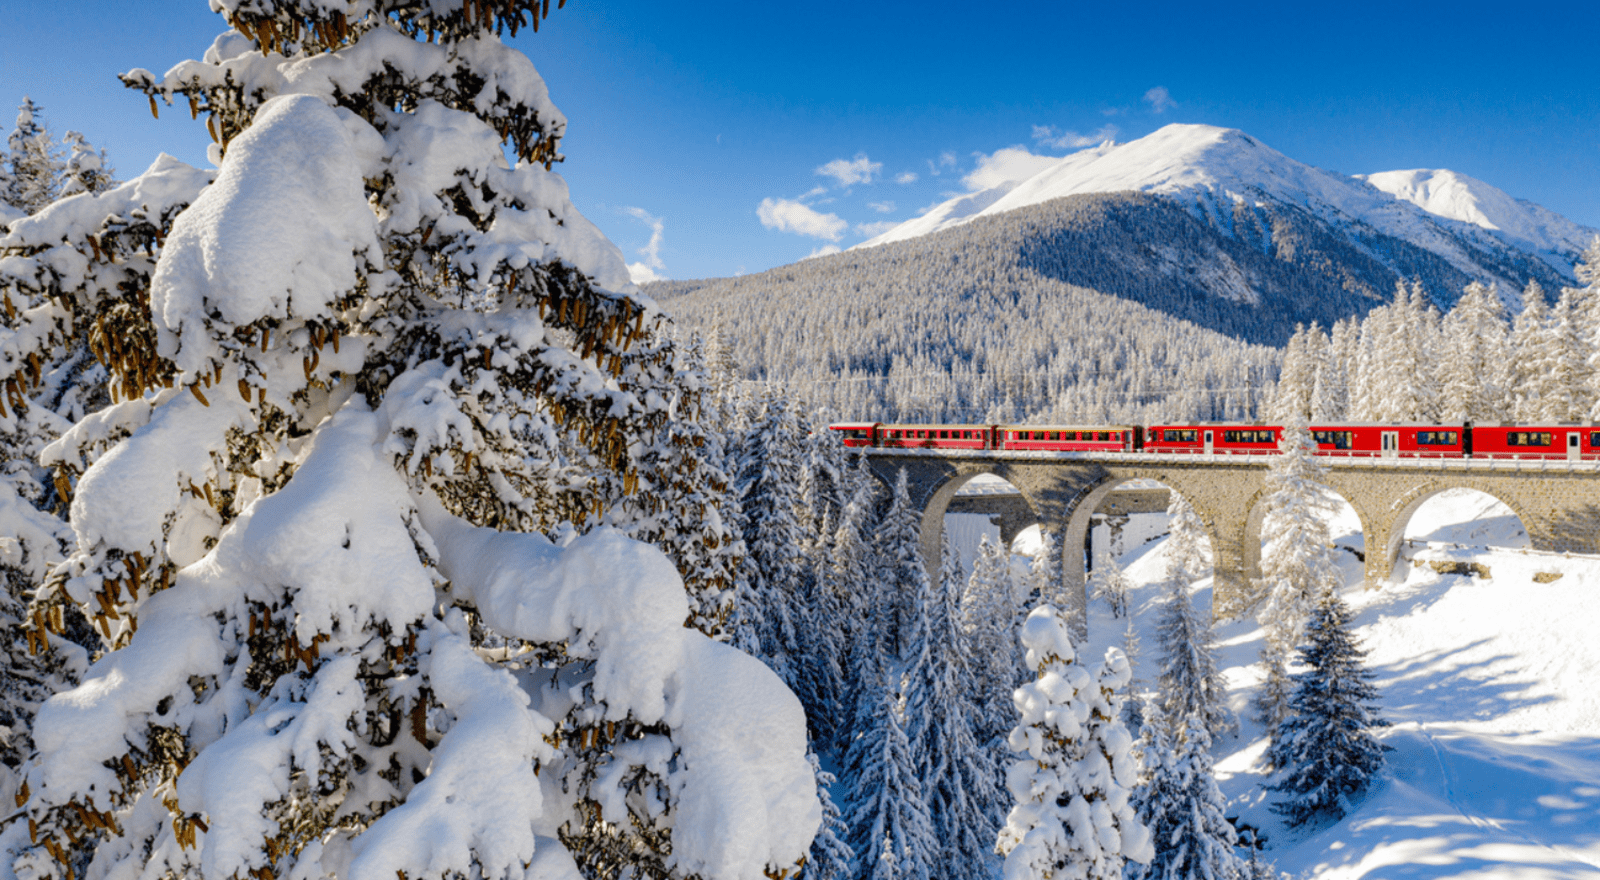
[
  {"x1": 1145, "y1": 424, "x2": 1281, "y2": 454},
  {"x1": 875, "y1": 423, "x2": 992, "y2": 450},
  {"x1": 998, "y1": 425, "x2": 1140, "y2": 452},
  {"x1": 1305, "y1": 424, "x2": 1467, "y2": 458},
  {"x1": 1470, "y1": 425, "x2": 1600, "y2": 460},
  {"x1": 829, "y1": 422, "x2": 880, "y2": 447}
]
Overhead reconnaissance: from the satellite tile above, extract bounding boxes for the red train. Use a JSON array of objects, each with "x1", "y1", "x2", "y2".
[{"x1": 829, "y1": 422, "x2": 1600, "y2": 461}]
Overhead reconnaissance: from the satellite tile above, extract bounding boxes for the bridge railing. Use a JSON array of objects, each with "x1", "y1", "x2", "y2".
[{"x1": 859, "y1": 446, "x2": 1600, "y2": 472}]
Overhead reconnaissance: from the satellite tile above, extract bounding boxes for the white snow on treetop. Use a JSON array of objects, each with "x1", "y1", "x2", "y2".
[{"x1": 857, "y1": 123, "x2": 1598, "y2": 280}]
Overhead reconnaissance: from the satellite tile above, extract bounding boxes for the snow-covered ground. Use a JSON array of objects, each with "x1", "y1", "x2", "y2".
[{"x1": 971, "y1": 486, "x2": 1600, "y2": 878}]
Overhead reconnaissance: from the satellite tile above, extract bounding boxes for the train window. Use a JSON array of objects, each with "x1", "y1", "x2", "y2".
[
  {"x1": 1417, "y1": 431, "x2": 1459, "y2": 446},
  {"x1": 1507, "y1": 432, "x2": 1553, "y2": 447},
  {"x1": 1224, "y1": 430, "x2": 1275, "y2": 444},
  {"x1": 1161, "y1": 429, "x2": 1198, "y2": 443},
  {"x1": 1592, "y1": 432, "x2": 1600, "y2": 447},
  {"x1": 1311, "y1": 430, "x2": 1353, "y2": 449}
]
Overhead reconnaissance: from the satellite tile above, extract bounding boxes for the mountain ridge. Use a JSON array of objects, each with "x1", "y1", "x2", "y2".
[{"x1": 857, "y1": 124, "x2": 1596, "y2": 295}]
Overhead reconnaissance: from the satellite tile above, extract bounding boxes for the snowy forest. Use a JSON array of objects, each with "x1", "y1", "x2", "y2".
[{"x1": 4, "y1": 2, "x2": 1600, "y2": 880}]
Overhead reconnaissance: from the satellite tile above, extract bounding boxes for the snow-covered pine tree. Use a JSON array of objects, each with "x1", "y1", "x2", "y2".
[
  {"x1": 822, "y1": 467, "x2": 881, "y2": 753},
  {"x1": 876, "y1": 468, "x2": 929, "y2": 660},
  {"x1": 963, "y1": 532, "x2": 1019, "y2": 757},
  {"x1": 1126, "y1": 702, "x2": 1245, "y2": 880},
  {"x1": 8, "y1": 6, "x2": 819, "y2": 880},
  {"x1": 1507, "y1": 281, "x2": 1550, "y2": 422},
  {"x1": 607, "y1": 329, "x2": 741, "y2": 639},
  {"x1": 1268, "y1": 591, "x2": 1387, "y2": 827},
  {"x1": 1538, "y1": 284, "x2": 1589, "y2": 422},
  {"x1": 807, "y1": 749, "x2": 855, "y2": 880},
  {"x1": 56, "y1": 132, "x2": 117, "y2": 200},
  {"x1": 730, "y1": 386, "x2": 808, "y2": 682},
  {"x1": 1089, "y1": 554, "x2": 1132, "y2": 618},
  {"x1": 1437, "y1": 281, "x2": 1507, "y2": 422},
  {"x1": 839, "y1": 653, "x2": 938, "y2": 880},
  {"x1": 1026, "y1": 528, "x2": 1061, "y2": 606},
  {"x1": 1253, "y1": 419, "x2": 1340, "y2": 739},
  {"x1": 996, "y1": 605, "x2": 1151, "y2": 880},
  {"x1": 1154, "y1": 495, "x2": 1234, "y2": 741},
  {"x1": 1118, "y1": 615, "x2": 1146, "y2": 738},
  {"x1": 902, "y1": 526, "x2": 1002, "y2": 879},
  {"x1": 2, "y1": 99, "x2": 65, "y2": 216}
]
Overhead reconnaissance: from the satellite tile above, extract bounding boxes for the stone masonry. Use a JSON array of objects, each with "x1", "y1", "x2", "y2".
[{"x1": 864, "y1": 449, "x2": 1600, "y2": 638}]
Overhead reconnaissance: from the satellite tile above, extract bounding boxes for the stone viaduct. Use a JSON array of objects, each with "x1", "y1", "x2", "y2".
[{"x1": 865, "y1": 448, "x2": 1600, "y2": 636}]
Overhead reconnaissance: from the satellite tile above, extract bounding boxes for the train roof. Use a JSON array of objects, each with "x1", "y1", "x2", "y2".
[{"x1": 995, "y1": 423, "x2": 1139, "y2": 431}]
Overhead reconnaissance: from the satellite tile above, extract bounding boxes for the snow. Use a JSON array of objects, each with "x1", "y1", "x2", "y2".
[
  {"x1": 1066, "y1": 486, "x2": 1600, "y2": 878},
  {"x1": 857, "y1": 123, "x2": 1599, "y2": 283},
  {"x1": 1362, "y1": 168, "x2": 1596, "y2": 274}
]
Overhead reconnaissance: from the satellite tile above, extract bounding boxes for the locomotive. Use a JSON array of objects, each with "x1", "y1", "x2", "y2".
[{"x1": 829, "y1": 422, "x2": 1600, "y2": 461}]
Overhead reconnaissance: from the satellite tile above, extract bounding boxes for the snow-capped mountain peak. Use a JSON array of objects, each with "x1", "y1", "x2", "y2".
[{"x1": 858, "y1": 123, "x2": 1596, "y2": 287}]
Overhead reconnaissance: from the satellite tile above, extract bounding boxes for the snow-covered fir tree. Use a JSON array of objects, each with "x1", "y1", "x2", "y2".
[
  {"x1": 1154, "y1": 495, "x2": 1234, "y2": 741},
  {"x1": 5, "y1": 5, "x2": 819, "y2": 880},
  {"x1": 56, "y1": 132, "x2": 117, "y2": 200},
  {"x1": 1126, "y1": 703, "x2": 1245, "y2": 880},
  {"x1": 1268, "y1": 591, "x2": 1388, "y2": 827},
  {"x1": 2, "y1": 99, "x2": 65, "y2": 216},
  {"x1": 902, "y1": 527, "x2": 1002, "y2": 879},
  {"x1": 1027, "y1": 529, "x2": 1061, "y2": 606},
  {"x1": 1437, "y1": 281, "x2": 1507, "y2": 422},
  {"x1": 996, "y1": 604, "x2": 1151, "y2": 880},
  {"x1": 876, "y1": 468, "x2": 929, "y2": 660},
  {"x1": 1089, "y1": 555, "x2": 1132, "y2": 619},
  {"x1": 963, "y1": 532, "x2": 1020, "y2": 758},
  {"x1": 807, "y1": 750, "x2": 856, "y2": 880},
  {"x1": 840, "y1": 655, "x2": 938, "y2": 880},
  {"x1": 1253, "y1": 419, "x2": 1340, "y2": 739},
  {"x1": 730, "y1": 386, "x2": 808, "y2": 681},
  {"x1": 1537, "y1": 284, "x2": 1590, "y2": 422},
  {"x1": 1506, "y1": 280, "x2": 1551, "y2": 422}
]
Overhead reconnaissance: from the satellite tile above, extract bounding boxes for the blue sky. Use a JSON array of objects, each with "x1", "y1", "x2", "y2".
[{"x1": 3, "y1": 0, "x2": 1596, "y2": 281}]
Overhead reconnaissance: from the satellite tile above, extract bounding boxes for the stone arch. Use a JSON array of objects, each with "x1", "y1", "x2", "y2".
[
  {"x1": 1382, "y1": 482, "x2": 1533, "y2": 581},
  {"x1": 1060, "y1": 471, "x2": 1231, "y2": 620},
  {"x1": 1242, "y1": 482, "x2": 1376, "y2": 586}
]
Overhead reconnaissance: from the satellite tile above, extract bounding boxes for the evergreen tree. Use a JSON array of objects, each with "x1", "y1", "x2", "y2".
[
  {"x1": 1507, "y1": 281, "x2": 1551, "y2": 422},
  {"x1": 1268, "y1": 592, "x2": 1388, "y2": 827},
  {"x1": 1089, "y1": 555, "x2": 1133, "y2": 619},
  {"x1": 1253, "y1": 420, "x2": 1339, "y2": 739},
  {"x1": 1437, "y1": 281, "x2": 1507, "y2": 422},
  {"x1": 57, "y1": 131, "x2": 117, "y2": 199},
  {"x1": 1154, "y1": 495, "x2": 1234, "y2": 741},
  {"x1": 876, "y1": 468, "x2": 930, "y2": 660},
  {"x1": 731, "y1": 387, "x2": 809, "y2": 683},
  {"x1": 1127, "y1": 704, "x2": 1245, "y2": 880},
  {"x1": 7, "y1": 6, "x2": 819, "y2": 879},
  {"x1": 840, "y1": 661, "x2": 938, "y2": 880},
  {"x1": 902, "y1": 528, "x2": 1002, "y2": 879},
  {"x1": 1538, "y1": 284, "x2": 1589, "y2": 422},
  {"x1": 996, "y1": 605, "x2": 1152, "y2": 880},
  {"x1": 1026, "y1": 528, "x2": 1062, "y2": 607},
  {"x1": 3, "y1": 98, "x2": 64, "y2": 214},
  {"x1": 964, "y1": 532, "x2": 1020, "y2": 757},
  {"x1": 808, "y1": 750, "x2": 856, "y2": 880}
]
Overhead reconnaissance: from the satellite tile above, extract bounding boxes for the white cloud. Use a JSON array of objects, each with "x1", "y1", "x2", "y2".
[
  {"x1": 804, "y1": 244, "x2": 843, "y2": 260},
  {"x1": 962, "y1": 146, "x2": 1061, "y2": 191},
  {"x1": 758, "y1": 197, "x2": 848, "y2": 241},
  {"x1": 895, "y1": 171, "x2": 919, "y2": 185},
  {"x1": 855, "y1": 220, "x2": 899, "y2": 238},
  {"x1": 1144, "y1": 86, "x2": 1175, "y2": 113},
  {"x1": 622, "y1": 206, "x2": 666, "y2": 284},
  {"x1": 868, "y1": 201, "x2": 896, "y2": 213},
  {"x1": 928, "y1": 151, "x2": 958, "y2": 176},
  {"x1": 1031, "y1": 123, "x2": 1119, "y2": 150},
  {"x1": 801, "y1": 185, "x2": 830, "y2": 199},
  {"x1": 815, "y1": 154, "x2": 881, "y2": 187}
]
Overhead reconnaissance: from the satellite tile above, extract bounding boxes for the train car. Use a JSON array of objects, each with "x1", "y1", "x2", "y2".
[
  {"x1": 1305, "y1": 423, "x2": 1468, "y2": 458},
  {"x1": 997, "y1": 425, "x2": 1140, "y2": 452},
  {"x1": 1470, "y1": 425, "x2": 1600, "y2": 460},
  {"x1": 875, "y1": 423, "x2": 993, "y2": 450},
  {"x1": 1145, "y1": 424, "x2": 1281, "y2": 454},
  {"x1": 829, "y1": 422, "x2": 881, "y2": 447}
]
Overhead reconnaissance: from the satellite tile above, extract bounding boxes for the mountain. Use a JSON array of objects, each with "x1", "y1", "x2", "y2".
[{"x1": 859, "y1": 124, "x2": 1595, "y2": 299}]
